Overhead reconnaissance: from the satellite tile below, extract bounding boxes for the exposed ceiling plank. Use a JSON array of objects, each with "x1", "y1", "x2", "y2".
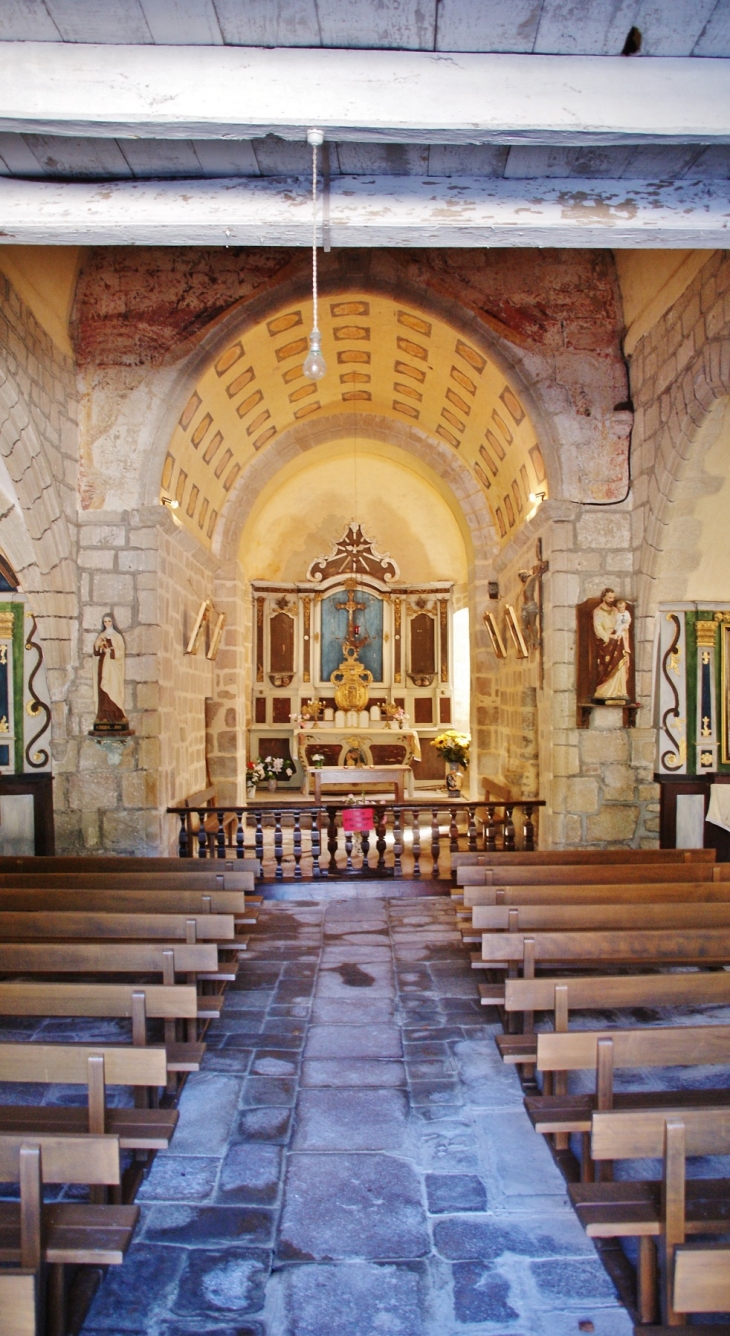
[
  {"x1": 212, "y1": 0, "x2": 321, "y2": 47},
  {"x1": 0, "y1": 45, "x2": 727, "y2": 145},
  {"x1": 119, "y1": 137, "x2": 204, "y2": 177},
  {"x1": 191, "y1": 139, "x2": 260, "y2": 177},
  {"x1": 504, "y1": 145, "x2": 636, "y2": 177},
  {"x1": 435, "y1": 0, "x2": 541, "y2": 53},
  {"x1": 693, "y1": 0, "x2": 730, "y2": 56},
  {"x1": 315, "y1": 0, "x2": 437, "y2": 50},
  {"x1": 0, "y1": 132, "x2": 50, "y2": 176},
  {"x1": 633, "y1": 0, "x2": 719, "y2": 55},
  {"x1": 0, "y1": 1, "x2": 60, "y2": 42},
  {"x1": 138, "y1": 0, "x2": 223, "y2": 44},
  {"x1": 427, "y1": 144, "x2": 509, "y2": 175},
  {"x1": 0, "y1": 173, "x2": 725, "y2": 247},
  {"x1": 23, "y1": 133, "x2": 134, "y2": 178},
  {"x1": 336, "y1": 143, "x2": 429, "y2": 174},
  {"x1": 534, "y1": 0, "x2": 640, "y2": 56},
  {"x1": 44, "y1": 0, "x2": 153, "y2": 44}
]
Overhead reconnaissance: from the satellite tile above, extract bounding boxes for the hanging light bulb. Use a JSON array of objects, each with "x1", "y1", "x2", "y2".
[{"x1": 303, "y1": 128, "x2": 326, "y2": 382}]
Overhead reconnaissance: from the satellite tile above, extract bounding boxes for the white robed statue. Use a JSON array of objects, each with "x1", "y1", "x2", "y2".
[{"x1": 93, "y1": 614, "x2": 129, "y2": 730}]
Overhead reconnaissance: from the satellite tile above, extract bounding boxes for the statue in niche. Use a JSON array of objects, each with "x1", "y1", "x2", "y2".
[
  {"x1": 92, "y1": 614, "x2": 131, "y2": 733},
  {"x1": 591, "y1": 588, "x2": 632, "y2": 701}
]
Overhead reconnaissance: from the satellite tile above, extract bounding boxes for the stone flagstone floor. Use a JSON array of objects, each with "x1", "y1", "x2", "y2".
[{"x1": 82, "y1": 895, "x2": 633, "y2": 1336}]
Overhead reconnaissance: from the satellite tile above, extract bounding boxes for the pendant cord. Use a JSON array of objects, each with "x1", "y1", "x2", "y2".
[{"x1": 311, "y1": 138, "x2": 318, "y2": 331}]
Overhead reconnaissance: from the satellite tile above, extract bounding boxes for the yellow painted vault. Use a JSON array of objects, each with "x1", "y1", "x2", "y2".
[{"x1": 161, "y1": 291, "x2": 547, "y2": 550}]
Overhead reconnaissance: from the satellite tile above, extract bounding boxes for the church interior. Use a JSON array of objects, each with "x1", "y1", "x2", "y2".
[{"x1": 0, "y1": 3, "x2": 728, "y2": 1334}]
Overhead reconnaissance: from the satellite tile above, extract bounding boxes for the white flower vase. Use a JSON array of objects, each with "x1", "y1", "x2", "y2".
[
  {"x1": 267, "y1": 778, "x2": 277, "y2": 792},
  {"x1": 247, "y1": 784, "x2": 256, "y2": 801},
  {"x1": 445, "y1": 762, "x2": 464, "y2": 794}
]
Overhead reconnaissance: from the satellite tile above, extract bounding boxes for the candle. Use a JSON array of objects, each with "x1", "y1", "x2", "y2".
[
  {"x1": 370, "y1": 705, "x2": 381, "y2": 721},
  {"x1": 335, "y1": 710, "x2": 346, "y2": 728},
  {"x1": 324, "y1": 708, "x2": 334, "y2": 721},
  {"x1": 359, "y1": 710, "x2": 370, "y2": 728}
]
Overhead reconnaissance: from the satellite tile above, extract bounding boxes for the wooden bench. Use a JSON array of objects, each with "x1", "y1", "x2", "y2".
[
  {"x1": 0, "y1": 980, "x2": 217, "y2": 1070},
  {"x1": 0, "y1": 1268, "x2": 38, "y2": 1336},
  {"x1": 0, "y1": 1133, "x2": 138, "y2": 1336},
  {"x1": 0, "y1": 855, "x2": 258, "y2": 873},
  {"x1": 463, "y1": 880, "x2": 730, "y2": 908},
  {"x1": 0, "y1": 940, "x2": 233, "y2": 984},
  {"x1": 672, "y1": 1246, "x2": 730, "y2": 1329},
  {"x1": 0, "y1": 1044, "x2": 175, "y2": 1156},
  {"x1": 472, "y1": 901, "x2": 730, "y2": 934},
  {"x1": 0, "y1": 887, "x2": 249, "y2": 917},
  {"x1": 453, "y1": 848, "x2": 716, "y2": 868},
  {"x1": 0, "y1": 909, "x2": 238, "y2": 943},
  {"x1": 495, "y1": 971, "x2": 730, "y2": 1063},
  {"x1": 0, "y1": 869, "x2": 254, "y2": 892},
  {"x1": 525, "y1": 1025, "x2": 730, "y2": 1172},
  {"x1": 480, "y1": 927, "x2": 730, "y2": 971},
  {"x1": 459, "y1": 863, "x2": 718, "y2": 887}
]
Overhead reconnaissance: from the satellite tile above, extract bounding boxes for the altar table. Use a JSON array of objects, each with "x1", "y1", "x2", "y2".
[{"x1": 308, "y1": 765, "x2": 409, "y2": 803}]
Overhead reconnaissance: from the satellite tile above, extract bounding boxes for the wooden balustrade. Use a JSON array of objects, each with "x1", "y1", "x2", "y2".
[{"x1": 167, "y1": 798, "x2": 544, "y2": 879}]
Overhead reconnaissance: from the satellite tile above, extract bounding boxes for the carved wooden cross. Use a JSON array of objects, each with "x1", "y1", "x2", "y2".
[{"x1": 336, "y1": 581, "x2": 367, "y2": 644}]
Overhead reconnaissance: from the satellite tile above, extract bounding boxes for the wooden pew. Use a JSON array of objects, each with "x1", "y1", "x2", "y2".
[
  {"x1": 672, "y1": 1246, "x2": 730, "y2": 1329},
  {"x1": 0, "y1": 1044, "x2": 175, "y2": 1153},
  {"x1": 0, "y1": 1134, "x2": 138, "y2": 1336},
  {"x1": 0, "y1": 941, "x2": 233, "y2": 984},
  {"x1": 0, "y1": 910, "x2": 238, "y2": 944},
  {"x1": 453, "y1": 848, "x2": 715, "y2": 868},
  {"x1": 463, "y1": 881, "x2": 730, "y2": 908},
  {"x1": 496, "y1": 971, "x2": 730, "y2": 1063},
  {"x1": 0, "y1": 870, "x2": 254, "y2": 892},
  {"x1": 525, "y1": 1026, "x2": 730, "y2": 1167},
  {"x1": 472, "y1": 902, "x2": 730, "y2": 933},
  {"x1": 0, "y1": 981, "x2": 218, "y2": 1071},
  {"x1": 0, "y1": 1269, "x2": 38, "y2": 1336},
  {"x1": 0, "y1": 855, "x2": 258, "y2": 873},
  {"x1": 459, "y1": 863, "x2": 718, "y2": 887},
  {"x1": 0, "y1": 888, "x2": 248, "y2": 917},
  {"x1": 480, "y1": 928, "x2": 730, "y2": 971}
]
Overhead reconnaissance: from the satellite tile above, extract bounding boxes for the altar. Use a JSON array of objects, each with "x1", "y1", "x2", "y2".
[{"x1": 248, "y1": 523, "x2": 456, "y2": 794}]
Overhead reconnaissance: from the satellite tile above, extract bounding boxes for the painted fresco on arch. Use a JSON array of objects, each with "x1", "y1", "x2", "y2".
[{"x1": 320, "y1": 589, "x2": 384, "y2": 683}]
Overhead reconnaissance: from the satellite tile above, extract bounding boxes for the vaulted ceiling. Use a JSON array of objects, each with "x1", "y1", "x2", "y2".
[{"x1": 161, "y1": 290, "x2": 544, "y2": 552}]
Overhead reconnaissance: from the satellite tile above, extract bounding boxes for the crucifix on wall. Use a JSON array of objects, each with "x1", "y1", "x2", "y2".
[{"x1": 336, "y1": 578, "x2": 370, "y2": 653}]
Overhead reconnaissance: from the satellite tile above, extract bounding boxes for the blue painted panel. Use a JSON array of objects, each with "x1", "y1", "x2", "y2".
[{"x1": 320, "y1": 589, "x2": 383, "y2": 684}]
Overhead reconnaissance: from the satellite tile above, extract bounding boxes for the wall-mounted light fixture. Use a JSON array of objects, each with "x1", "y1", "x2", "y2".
[{"x1": 161, "y1": 496, "x2": 181, "y2": 527}]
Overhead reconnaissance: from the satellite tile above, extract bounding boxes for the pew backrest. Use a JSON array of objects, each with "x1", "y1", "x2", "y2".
[
  {"x1": 474, "y1": 902, "x2": 730, "y2": 931},
  {"x1": 0, "y1": 855, "x2": 257, "y2": 874},
  {"x1": 481, "y1": 928, "x2": 730, "y2": 965},
  {"x1": 537, "y1": 1024, "x2": 730, "y2": 1073},
  {"x1": 674, "y1": 1246, "x2": 730, "y2": 1314},
  {"x1": 0, "y1": 1270, "x2": 37, "y2": 1336},
  {"x1": 0, "y1": 1043, "x2": 167, "y2": 1088},
  {"x1": 0, "y1": 889, "x2": 246, "y2": 914},
  {"x1": 0, "y1": 911, "x2": 235, "y2": 941},
  {"x1": 0, "y1": 870, "x2": 253, "y2": 891},
  {"x1": 0, "y1": 982, "x2": 198, "y2": 1019},
  {"x1": 0, "y1": 941, "x2": 218, "y2": 974},
  {"x1": 591, "y1": 1107, "x2": 730, "y2": 1161},
  {"x1": 454, "y1": 849, "x2": 715, "y2": 868},
  {"x1": 504, "y1": 971, "x2": 730, "y2": 1014},
  {"x1": 0, "y1": 1133, "x2": 121, "y2": 1185},
  {"x1": 464, "y1": 882, "x2": 730, "y2": 907},
  {"x1": 460, "y1": 864, "x2": 716, "y2": 886}
]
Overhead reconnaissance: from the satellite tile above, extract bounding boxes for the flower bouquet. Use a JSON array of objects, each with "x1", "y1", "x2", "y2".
[{"x1": 433, "y1": 731, "x2": 471, "y2": 790}]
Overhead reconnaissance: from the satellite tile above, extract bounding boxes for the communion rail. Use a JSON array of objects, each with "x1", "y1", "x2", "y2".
[{"x1": 166, "y1": 798, "x2": 544, "y2": 880}]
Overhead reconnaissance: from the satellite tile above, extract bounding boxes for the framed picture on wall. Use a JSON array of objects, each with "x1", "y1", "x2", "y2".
[
  {"x1": 483, "y1": 610, "x2": 507, "y2": 659},
  {"x1": 186, "y1": 600, "x2": 211, "y2": 655},
  {"x1": 504, "y1": 604, "x2": 529, "y2": 658}
]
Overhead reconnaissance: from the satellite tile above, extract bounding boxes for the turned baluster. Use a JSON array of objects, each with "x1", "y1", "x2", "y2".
[
  {"x1": 375, "y1": 804, "x2": 387, "y2": 873},
  {"x1": 484, "y1": 804, "x2": 497, "y2": 852},
  {"x1": 178, "y1": 814, "x2": 188, "y2": 859},
  {"x1": 449, "y1": 806, "x2": 459, "y2": 853},
  {"x1": 524, "y1": 803, "x2": 535, "y2": 851},
  {"x1": 411, "y1": 809, "x2": 421, "y2": 879},
  {"x1": 311, "y1": 809, "x2": 322, "y2": 879},
  {"x1": 255, "y1": 809, "x2": 264, "y2": 875},
  {"x1": 327, "y1": 805, "x2": 339, "y2": 875},
  {"x1": 431, "y1": 808, "x2": 440, "y2": 878},
  {"x1": 504, "y1": 804, "x2": 516, "y2": 852},
  {"x1": 274, "y1": 809, "x2": 283, "y2": 879},
  {"x1": 197, "y1": 812, "x2": 208, "y2": 859},
  {"x1": 361, "y1": 819, "x2": 371, "y2": 873},
  {"x1": 216, "y1": 809, "x2": 226, "y2": 859},
  {"x1": 393, "y1": 805, "x2": 403, "y2": 878},
  {"x1": 293, "y1": 810, "x2": 302, "y2": 878},
  {"x1": 467, "y1": 805, "x2": 478, "y2": 853},
  {"x1": 344, "y1": 818, "x2": 354, "y2": 872},
  {"x1": 236, "y1": 809, "x2": 245, "y2": 859}
]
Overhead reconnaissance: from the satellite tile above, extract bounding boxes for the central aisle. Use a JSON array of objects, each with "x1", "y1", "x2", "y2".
[{"x1": 84, "y1": 897, "x2": 632, "y2": 1336}]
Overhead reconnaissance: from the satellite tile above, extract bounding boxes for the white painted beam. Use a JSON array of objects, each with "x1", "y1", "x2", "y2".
[
  {"x1": 0, "y1": 44, "x2": 728, "y2": 145},
  {"x1": 0, "y1": 175, "x2": 725, "y2": 247}
]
